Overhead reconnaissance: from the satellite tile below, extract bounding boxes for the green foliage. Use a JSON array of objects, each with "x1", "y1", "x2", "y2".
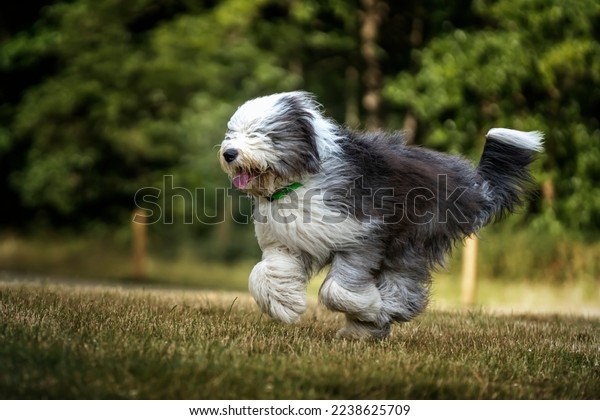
[
  {"x1": 385, "y1": 0, "x2": 600, "y2": 232},
  {"x1": 1, "y1": 0, "x2": 358, "y2": 224},
  {"x1": 1, "y1": 0, "x2": 599, "y2": 265},
  {"x1": 6, "y1": 1, "x2": 186, "y2": 217},
  {"x1": 1, "y1": 282, "x2": 599, "y2": 398}
]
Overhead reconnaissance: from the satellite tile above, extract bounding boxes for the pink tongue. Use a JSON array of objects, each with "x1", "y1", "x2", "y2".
[{"x1": 232, "y1": 172, "x2": 252, "y2": 189}]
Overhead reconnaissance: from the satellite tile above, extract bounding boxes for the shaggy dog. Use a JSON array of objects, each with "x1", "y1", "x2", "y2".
[{"x1": 219, "y1": 91, "x2": 543, "y2": 339}]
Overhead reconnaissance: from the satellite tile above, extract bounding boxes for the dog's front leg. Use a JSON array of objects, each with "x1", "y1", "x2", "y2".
[{"x1": 249, "y1": 247, "x2": 309, "y2": 323}]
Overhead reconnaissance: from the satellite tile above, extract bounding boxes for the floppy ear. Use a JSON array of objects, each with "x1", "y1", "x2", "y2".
[
  {"x1": 272, "y1": 93, "x2": 322, "y2": 176},
  {"x1": 295, "y1": 109, "x2": 321, "y2": 174}
]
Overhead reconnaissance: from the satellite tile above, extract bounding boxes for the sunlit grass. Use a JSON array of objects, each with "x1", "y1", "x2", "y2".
[
  {"x1": 430, "y1": 274, "x2": 600, "y2": 316},
  {"x1": 1, "y1": 233, "x2": 599, "y2": 315},
  {"x1": 1, "y1": 281, "x2": 598, "y2": 399}
]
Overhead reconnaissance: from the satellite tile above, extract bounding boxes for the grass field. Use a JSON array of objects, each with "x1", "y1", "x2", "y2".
[
  {"x1": 1, "y1": 279, "x2": 599, "y2": 399},
  {"x1": 2, "y1": 233, "x2": 599, "y2": 317}
]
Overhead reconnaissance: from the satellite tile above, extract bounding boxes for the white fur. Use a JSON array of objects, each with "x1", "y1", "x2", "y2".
[
  {"x1": 228, "y1": 92, "x2": 342, "y2": 159},
  {"x1": 486, "y1": 128, "x2": 544, "y2": 152},
  {"x1": 255, "y1": 184, "x2": 370, "y2": 263},
  {"x1": 308, "y1": 108, "x2": 342, "y2": 159},
  {"x1": 227, "y1": 93, "x2": 284, "y2": 134},
  {"x1": 248, "y1": 247, "x2": 308, "y2": 323},
  {"x1": 220, "y1": 133, "x2": 275, "y2": 172},
  {"x1": 253, "y1": 176, "x2": 381, "y2": 327}
]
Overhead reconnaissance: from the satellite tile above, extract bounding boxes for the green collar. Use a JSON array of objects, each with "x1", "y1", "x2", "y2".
[{"x1": 268, "y1": 182, "x2": 303, "y2": 202}]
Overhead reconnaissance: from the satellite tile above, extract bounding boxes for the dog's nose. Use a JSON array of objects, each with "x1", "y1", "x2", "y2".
[{"x1": 223, "y1": 148, "x2": 238, "y2": 163}]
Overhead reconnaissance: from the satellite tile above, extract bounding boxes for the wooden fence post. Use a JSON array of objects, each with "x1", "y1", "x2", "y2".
[
  {"x1": 132, "y1": 209, "x2": 147, "y2": 280},
  {"x1": 461, "y1": 235, "x2": 478, "y2": 306}
]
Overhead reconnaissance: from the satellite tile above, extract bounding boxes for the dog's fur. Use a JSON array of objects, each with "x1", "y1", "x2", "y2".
[{"x1": 219, "y1": 91, "x2": 543, "y2": 339}]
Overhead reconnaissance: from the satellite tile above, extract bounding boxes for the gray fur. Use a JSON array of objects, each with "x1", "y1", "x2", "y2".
[{"x1": 220, "y1": 91, "x2": 543, "y2": 339}]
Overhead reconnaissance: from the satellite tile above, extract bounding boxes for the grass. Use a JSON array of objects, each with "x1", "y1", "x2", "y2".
[
  {"x1": 0, "y1": 233, "x2": 252, "y2": 290},
  {"x1": 1, "y1": 279, "x2": 599, "y2": 399},
  {"x1": 2, "y1": 233, "x2": 599, "y2": 316}
]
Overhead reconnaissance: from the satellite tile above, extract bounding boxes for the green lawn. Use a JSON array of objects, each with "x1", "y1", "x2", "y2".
[{"x1": 1, "y1": 280, "x2": 598, "y2": 399}]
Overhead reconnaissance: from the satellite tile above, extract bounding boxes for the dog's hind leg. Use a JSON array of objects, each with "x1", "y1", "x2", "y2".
[
  {"x1": 319, "y1": 249, "x2": 390, "y2": 339},
  {"x1": 375, "y1": 250, "x2": 432, "y2": 326}
]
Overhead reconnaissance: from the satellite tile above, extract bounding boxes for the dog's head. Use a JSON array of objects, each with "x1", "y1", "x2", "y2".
[{"x1": 219, "y1": 91, "x2": 331, "y2": 196}]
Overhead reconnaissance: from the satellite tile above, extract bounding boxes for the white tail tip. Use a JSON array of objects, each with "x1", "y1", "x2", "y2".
[{"x1": 486, "y1": 128, "x2": 544, "y2": 152}]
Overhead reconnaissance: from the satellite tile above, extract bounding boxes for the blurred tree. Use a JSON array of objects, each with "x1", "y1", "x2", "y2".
[
  {"x1": 0, "y1": 0, "x2": 59, "y2": 226},
  {"x1": 384, "y1": 0, "x2": 600, "y2": 233},
  {"x1": 1, "y1": 0, "x2": 599, "y2": 249},
  {"x1": 2, "y1": 0, "x2": 302, "y2": 225},
  {"x1": 0, "y1": 0, "x2": 368, "y2": 258},
  {"x1": 3, "y1": 0, "x2": 207, "y2": 224}
]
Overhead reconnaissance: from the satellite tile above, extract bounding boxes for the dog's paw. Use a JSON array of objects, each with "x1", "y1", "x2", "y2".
[
  {"x1": 336, "y1": 318, "x2": 391, "y2": 340},
  {"x1": 265, "y1": 295, "x2": 305, "y2": 324}
]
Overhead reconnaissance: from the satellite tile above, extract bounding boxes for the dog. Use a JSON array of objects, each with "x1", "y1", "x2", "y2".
[{"x1": 219, "y1": 91, "x2": 543, "y2": 339}]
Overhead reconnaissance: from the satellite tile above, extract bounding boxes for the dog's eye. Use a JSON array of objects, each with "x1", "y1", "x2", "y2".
[{"x1": 247, "y1": 131, "x2": 272, "y2": 142}]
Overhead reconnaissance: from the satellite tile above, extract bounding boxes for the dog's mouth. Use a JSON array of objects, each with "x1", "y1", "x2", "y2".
[{"x1": 232, "y1": 170, "x2": 259, "y2": 189}]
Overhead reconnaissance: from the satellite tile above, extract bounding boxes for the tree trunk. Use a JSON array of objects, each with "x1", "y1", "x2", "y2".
[
  {"x1": 132, "y1": 208, "x2": 148, "y2": 280},
  {"x1": 542, "y1": 178, "x2": 555, "y2": 209},
  {"x1": 403, "y1": 16, "x2": 424, "y2": 144},
  {"x1": 345, "y1": 66, "x2": 360, "y2": 128},
  {"x1": 403, "y1": 111, "x2": 417, "y2": 144},
  {"x1": 360, "y1": 0, "x2": 386, "y2": 130},
  {"x1": 461, "y1": 235, "x2": 478, "y2": 306}
]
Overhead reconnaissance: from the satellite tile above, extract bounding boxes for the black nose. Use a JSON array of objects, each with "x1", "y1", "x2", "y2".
[{"x1": 223, "y1": 148, "x2": 238, "y2": 163}]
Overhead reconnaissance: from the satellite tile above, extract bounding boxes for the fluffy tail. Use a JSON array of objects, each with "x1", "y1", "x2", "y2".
[{"x1": 477, "y1": 128, "x2": 544, "y2": 223}]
